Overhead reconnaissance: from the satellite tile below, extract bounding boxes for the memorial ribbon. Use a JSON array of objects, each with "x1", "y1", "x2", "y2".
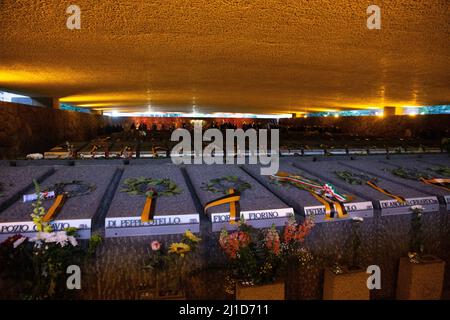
[
  {"x1": 204, "y1": 188, "x2": 241, "y2": 224},
  {"x1": 271, "y1": 171, "x2": 349, "y2": 202},
  {"x1": 120, "y1": 146, "x2": 133, "y2": 159},
  {"x1": 152, "y1": 146, "x2": 166, "y2": 158},
  {"x1": 420, "y1": 178, "x2": 450, "y2": 192},
  {"x1": 42, "y1": 194, "x2": 66, "y2": 222},
  {"x1": 40, "y1": 181, "x2": 95, "y2": 222},
  {"x1": 366, "y1": 180, "x2": 406, "y2": 204},
  {"x1": 141, "y1": 195, "x2": 156, "y2": 222},
  {"x1": 270, "y1": 172, "x2": 349, "y2": 219},
  {"x1": 90, "y1": 145, "x2": 99, "y2": 157}
]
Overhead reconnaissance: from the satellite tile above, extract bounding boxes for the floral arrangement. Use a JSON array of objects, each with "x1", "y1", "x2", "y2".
[
  {"x1": 409, "y1": 205, "x2": 425, "y2": 263},
  {"x1": 201, "y1": 176, "x2": 251, "y2": 194},
  {"x1": 334, "y1": 171, "x2": 378, "y2": 185},
  {"x1": 387, "y1": 167, "x2": 431, "y2": 180},
  {"x1": 219, "y1": 216, "x2": 314, "y2": 290},
  {"x1": 144, "y1": 230, "x2": 201, "y2": 270},
  {"x1": 0, "y1": 182, "x2": 102, "y2": 299},
  {"x1": 121, "y1": 177, "x2": 182, "y2": 198},
  {"x1": 429, "y1": 166, "x2": 450, "y2": 177}
]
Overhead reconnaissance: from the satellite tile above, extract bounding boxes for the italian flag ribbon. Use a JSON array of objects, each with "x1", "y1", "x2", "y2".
[
  {"x1": 270, "y1": 171, "x2": 349, "y2": 219},
  {"x1": 420, "y1": 177, "x2": 450, "y2": 192},
  {"x1": 366, "y1": 180, "x2": 406, "y2": 204},
  {"x1": 204, "y1": 188, "x2": 241, "y2": 224}
]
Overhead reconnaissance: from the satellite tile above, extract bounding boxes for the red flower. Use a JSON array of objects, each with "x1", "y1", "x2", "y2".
[
  {"x1": 265, "y1": 228, "x2": 281, "y2": 255},
  {"x1": 283, "y1": 218, "x2": 314, "y2": 244},
  {"x1": 219, "y1": 230, "x2": 250, "y2": 259}
]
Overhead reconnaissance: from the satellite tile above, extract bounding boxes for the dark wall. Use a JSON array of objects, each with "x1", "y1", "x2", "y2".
[
  {"x1": 280, "y1": 115, "x2": 450, "y2": 139},
  {"x1": 0, "y1": 101, "x2": 112, "y2": 159}
]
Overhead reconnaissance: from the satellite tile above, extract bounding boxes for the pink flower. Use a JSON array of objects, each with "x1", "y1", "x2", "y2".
[{"x1": 151, "y1": 240, "x2": 161, "y2": 251}]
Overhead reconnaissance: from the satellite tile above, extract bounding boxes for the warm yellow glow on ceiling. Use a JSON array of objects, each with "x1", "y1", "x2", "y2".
[{"x1": 0, "y1": 0, "x2": 448, "y2": 113}]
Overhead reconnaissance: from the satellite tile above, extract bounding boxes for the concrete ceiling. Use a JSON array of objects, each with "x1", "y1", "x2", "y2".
[{"x1": 0, "y1": 0, "x2": 449, "y2": 114}]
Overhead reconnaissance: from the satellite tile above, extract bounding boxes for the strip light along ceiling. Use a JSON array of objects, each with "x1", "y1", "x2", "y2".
[{"x1": 104, "y1": 111, "x2": 293, "y2": 119}]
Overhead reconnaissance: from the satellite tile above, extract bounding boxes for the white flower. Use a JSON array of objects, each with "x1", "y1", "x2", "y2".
[
  {"x1": 26, "y1": 153, "x2": 44, "y2": 160},
  {"x1": 52, "y1": 231, "x2": 69, "y2": 247},
  {"x1": 30, "y1": 231, "x2": 75, "y2": 247},
  {"x1": 13, "y1": 236, "x2": 27, "y2": 248},
  {"x1": 68, "y1": 236, "x2": 78, "y2": 247},
  {"x1": 410, "y1": 205, "x2": 424, "y2": 211}
]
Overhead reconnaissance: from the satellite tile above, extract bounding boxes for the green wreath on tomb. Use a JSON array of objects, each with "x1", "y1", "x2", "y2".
[
  {"x1": 121, "y1": 177, "x2": 182, "y2": 198},
  {"x1": 386, "y1": 167, "x2": 432, "y2": 180},
  {"x1": 201, "y1": 175, "x2": 251, "y2": 194},
  {"x1": 428, "y1": 166, "x2": 450, "y2": 177},
  {"x1": 334, "y1": 171, "x2": 378, "y2": 185},
  {"x1": 43, "y1": 180, "x2": 96, "y2": 198}
]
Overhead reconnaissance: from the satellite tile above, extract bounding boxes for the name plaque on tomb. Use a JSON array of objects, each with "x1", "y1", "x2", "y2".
[
  {"x1": 105, "y1": 214, "x2": 200, "y2": 237},
  {"x1": 379, "y1": 196, "x2": 440, "y2": 216},
  {"x1": 0, "y1": 219, "x2": 91, "y2": 241},
  {"x1": 328, "y1": 149, "x2": 347, "y2": 155},
  {"x1": 303, "y1": 201, "x2": 374, "y2": 223},
  {"x1": 303, "y1": 149, "x2": 325, "y2": 156}
]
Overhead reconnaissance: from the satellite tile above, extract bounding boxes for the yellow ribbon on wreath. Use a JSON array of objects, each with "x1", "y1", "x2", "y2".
[
  {"x1": 366, "y1": 180, "x2": 406, "y2": 204},
  {"x1": 204, "y1": 188, "x2": 241, "y2": 224}
]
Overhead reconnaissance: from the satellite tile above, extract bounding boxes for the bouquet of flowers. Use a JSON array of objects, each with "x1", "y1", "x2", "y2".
[
  {"x1": 142, "y1": 230, "x2": 201, "y2": 298},
  {"x1": 0, "y1": 181, "x2": 102, "y2": 299},
  {"x1": 144, "y1": 230, "x2": 201, "y2": 270},
  {"x1": 219, "y1": 217, "x2": 314, "y2": 290},
  {"x1": 0, "y1": 227, "x2": 101, "y2": 299}
]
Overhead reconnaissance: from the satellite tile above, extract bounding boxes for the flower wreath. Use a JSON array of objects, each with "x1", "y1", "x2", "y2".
[
  {"x1": 334, "y1": 170, "x2": 378, "y2": 185},
  {"x1": 201, "y1": 175, "x2": 251, "y2": 194},
  {"x1": 387, "y1": 167, "x2": 432, "y2": 180},
  {"x1": 120, "y1": 177, "x2": 182, "y2": 198},
  {"x1": 43, "y1": 180, "x2": 96, "y2": 198}
]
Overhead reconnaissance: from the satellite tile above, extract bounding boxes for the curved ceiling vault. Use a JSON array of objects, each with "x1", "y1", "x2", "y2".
[{"x1": 0, "y1": 0, "x2": 449, "y2": 114}]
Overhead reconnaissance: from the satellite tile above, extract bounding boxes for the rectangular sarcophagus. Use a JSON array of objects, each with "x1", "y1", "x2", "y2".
[
  {"x1": 79, "y1": 137, "x2": 114, "y2": 159},
  {"x1": 139, "y1": 141, "x2": 169, "y2": 158},
  {"x1": 105, "y1": 164, "x2": 199, "y2": 237},
  {"x1": 243, "y1": 161, "x2": 373, "y2": 223},
  {"x1": 292, "y1": 159, "x2": 441, "y2": 216},
  {"x1": 339, "y1": 160, "x2": 441, "y2": 213},
  {"x1": 378, "y1": 158, "x2": 450, "y2": 210},
  {"x1": 0, "y1": 166, "x2": 54, "y2": 212},
  {"x1": 0, "y1": 165, "x2": 118, "y2": 240},
  {"x1": 44, "y1": 141, "x2": 87, "y2": 159},
  {"x1": 108, "y1": 140, "x2": 138, "y2": 158},
  {"x1": 185, "y1": 164, "x2": 293, "y2": 231}
]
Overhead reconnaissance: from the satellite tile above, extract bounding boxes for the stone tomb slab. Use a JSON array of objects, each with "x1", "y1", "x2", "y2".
[
  {"x1": 280, "y1": 159, "x2": 373, "y2": 222},
  {"x1": 0, "y1": 165, "x2": 118, "y2": 240},
  {"x1": 292, "y1": 160, "x2": 434, "y2": 216},
  {"x1": 105, "y1": 164, "x2": 199, "y2": 237},
  {"x1": 139, "y1": 141, "x2": 168, "y2": 158},
  {"x1": 339, "y1": 160, "x2": 440, "y2": 213},
  {"x1": 79, "y1": 138, "x2": 114, "y2": 158},
  {"x1": 243, "y1": 162, "x2": 373, "y2": 223},
  {"x1": 378, "y1": 158, "x2": 450, "y2": 210},
  {"x1": 44, "y1": 141, "x2": 87, "y2": 159},
  {"x1": 185, "y1": 164, "x2": 293, "y2": 231},
  {"x1": 108, "y1": 140, "x2": 138, "y2": 158},
  {"x1": 0, "y1": 166, "x2": 54, "y2": 212}
]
